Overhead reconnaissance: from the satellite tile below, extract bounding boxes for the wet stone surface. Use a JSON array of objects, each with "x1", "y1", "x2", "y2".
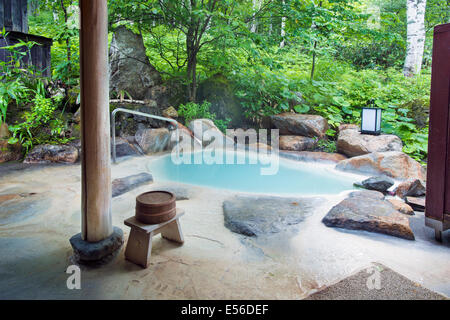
[
  {"x1": 70, "y1": 227, "x2": 124, "y2": 263},
  {"x1": 112, "y1": 173, "x2": 154, "y2": 197},
  {"x1": 223, "y1": 195, "x2": 323, "y2": 236},
  {"x1": 355, "y1": 175, "x2": 395, "y2": 193},
  {"x1": 322, "y1": 191, "x2": 415, "y2": 240},
  {"x1": 0, "y1": 193, "x2": 50, "y2": 225}
]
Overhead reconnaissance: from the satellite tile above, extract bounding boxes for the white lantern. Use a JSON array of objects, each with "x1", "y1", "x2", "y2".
[{"x1": 361, "y1": 107, "x2": 382, "y2": 135}]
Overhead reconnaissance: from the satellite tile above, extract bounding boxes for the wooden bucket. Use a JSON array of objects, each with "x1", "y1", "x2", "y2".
[{"x1": 135, "y1": 191, "x2": 176, "y2": 224}]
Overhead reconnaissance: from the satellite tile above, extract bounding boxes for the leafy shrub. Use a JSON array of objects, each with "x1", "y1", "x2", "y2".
[
  {"x1": 0, "y1": 33, "x2": 35, "y2": 124},
  {"x1": 177, "y1": 101, "x2": 215, "y2": 124},
  {"x1": 8, "y1": 93, "x2": 70, "y2": 153},
  {"x1": 177, "y1": 100, "x2": 231, "y2": 133},
  {"x1": 213, "y1": 118, "x2": 231, "y2": 133},
  {"x1": 316, "y1": 139, "x2": 337, "y2": 153},
  {"x1": 233, "y1": 65, "x2": 299, "y2": 123},
  {"x1": 230, "y1": 47, "x2": 430, "y2": 161},
  {"x1": 0, "y1": 78, "x2": 29, "y2": 124},
  {"x1": 0, "y1": 31, "x2": 71, "y2": 152},
  {"x1": 335, "y1": 42, "x2": 405, "y2": 70}
]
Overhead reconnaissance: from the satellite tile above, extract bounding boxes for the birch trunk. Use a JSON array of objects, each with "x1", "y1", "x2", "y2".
[
  {"x1": 403, "y1": 0, "x2": 427, "y2": 77},
  {"x1": 280, "y1": 0, "x2": 286, "y2": 48},
  {"x1": 250, "y1": 0, "x2": 262, "y2": 33}
]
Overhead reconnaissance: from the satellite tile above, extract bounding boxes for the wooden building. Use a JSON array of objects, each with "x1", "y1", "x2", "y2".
[
  {"x1": 426, "y1": 23, "x2": 450, "y2": 241},
  {"x1": 0, "y1": 0, "x2": 53, "y2": 77}
]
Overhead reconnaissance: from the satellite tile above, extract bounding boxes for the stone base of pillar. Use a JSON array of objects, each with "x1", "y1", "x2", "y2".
[{"x1": 70, "y1": 227, "x2": 124, "y2": 265}]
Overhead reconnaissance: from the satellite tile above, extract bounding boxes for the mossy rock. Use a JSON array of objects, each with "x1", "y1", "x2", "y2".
[
  {"x1": 197, "y1": 74, "x2": 244, "y2": 127},
  {"x1": 67, "y1": 86, "x2": 80, "y2": 109},
  {"x1": 0, "y1": 139, "x2": 22, "y2": 163},
  {"x1": 0, "y1": 123, "x2": 10, "y2": 139}
]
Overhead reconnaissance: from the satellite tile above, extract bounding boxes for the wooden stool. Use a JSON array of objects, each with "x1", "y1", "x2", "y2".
[{"x1": 124, "y1": 209, "x2": 184, "y2": 268}]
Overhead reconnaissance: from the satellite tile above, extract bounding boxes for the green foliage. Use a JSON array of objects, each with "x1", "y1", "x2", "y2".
[
  {"x1": 233, "y1": 65, "x2": 299, "y2": 123},
  {"x1": 0, "y1": 78, "x2": 29, "y2": 125},
  {"x1": 0, "y1": 30, "x2": 70, "y2": 152},
  {"x1": 316, "y1": 139, "x2": 337, "y2": 153},
  {"x1": 177, "y1": 101, "x2": 215, "y2": 124},
  {"x1": 8, "y1": 94, "x2": 70, "y2": 153},
  {"x1": 177, "y1": 101, "x2": 230, "y2": 133},
  {"x1": 0, "y1": 31, "x2": 36, "y2": 124},
  {"x1": 29, "y1": 1, "x2": 80, "y2": 85},
  {"x1": 214, "y1": 118, "x2": 232, "y2": 134},
  {"x1": 230, "y1": 45, "x2": 431, "y2": 160},
  {"x1": 21, "y1": 0, "x2": 449, "y2": 163}
]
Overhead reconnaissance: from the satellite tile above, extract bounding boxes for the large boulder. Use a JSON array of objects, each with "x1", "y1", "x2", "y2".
[
  {"x1": 0, "y1": 123, "x2": 10, "y2": 138},
  {"x1": 112, "y1": 173, "x2": 153, "y2": 198},
  {"x1": 337, "y1": 128, "x2": 403, "y2": 157},
  {"x1": 168, "y1": 122, "x2": 202, "y2": 151},
  {"x1": 112, "y1": 102, "x2": 168, "y2": 137},
  {"x1": 248, "y1": 142, "x2": 272, "y2": 152},
  {"x1": 162, "y1": 106, "x2": 178, "y2": 118},
  {"x1": 335, "y1": 151, "x2": 426, "y2": 180},
  {"x1": 279, "y1": 150, "x2": 347, "y2": 164},
  {"x1": 112, "y1": 137, "x2": 141, "y2": 158},
  {"x1": 395, "y1": 178, "x2": 426, "y2": 199},
  {"x1": 347, "y1": 189, "x2": 385, "y2": 200},
  {"x1": 0, "y1": 140, "x2": 22, "y2": 163},
  {"x1": 188, "y1": 118, "x2": 216, "y2": 137},
  {"x1": 338, "y1": 123, "x2": 359, "y2": 132},
  {"x1": 109, "y1": 26, "x2": 162, "y2": 100},
  {"x1": 322, "y1": 191, "x2": 415, "y2": 240},
  {"x1": 356, "y1": 175, "x2": 395, "y2": 193},
  {"x1": 197, "y1": 74, "x2": 244, "y2": 127},
  {"x1": 405, "y1": 196, "x2": 425, "y2": 212},
  {"x1": 0, "y1": 123, "x2": 22, "y2": 163},
  {"x1": 270, "y1": 113, "x2": 328, "y2": 138},
  {"x1": 223, "y1": 195, "x2": 323, "y2": 236},
  {"x1": 388, "y1": 199, "x2": 414, "y2": 216},
  {"x1": 135, "y1": 128, "x2": 170, "y2": 154},
  {"x1": 24, "y1": 144, "x2": 78, "y2": 164},
  {"x1": 279, "y1": 135, "x2": 317, "y2": 151},
  {"x1": 188, "y1": 118, "x2": 234, "y2": 147},
  {"x1": 68, "y1": 139, "x2": 81, "y2": 156}
]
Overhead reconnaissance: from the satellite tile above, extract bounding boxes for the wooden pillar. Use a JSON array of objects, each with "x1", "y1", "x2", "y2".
[
  {"x1": 79, "y1": 0, "x2": 112, "y2": 242},
  {"x1": 425, "y1": 23, "x2": 450, "y2": 241}
]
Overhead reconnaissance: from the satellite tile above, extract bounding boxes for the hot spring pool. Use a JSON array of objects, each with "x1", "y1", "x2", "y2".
[{"x1": 147, "y1": 150, "x2": 363, "y2": 195}]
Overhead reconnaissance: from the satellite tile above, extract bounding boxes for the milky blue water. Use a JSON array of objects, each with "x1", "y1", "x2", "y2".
[{"x1": 147, "y1": 150, "x2": 359, "y2": 195}]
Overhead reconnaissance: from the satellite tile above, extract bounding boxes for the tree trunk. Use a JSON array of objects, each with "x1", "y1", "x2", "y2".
[
  {"x1": 250, "y1": 0, "x2": 261, "y2": 33},
  {"x1": 309, "y1": 1, "x2": 321, "y2": 80},
  {"x1": 280, "y1": 0, "x2": 286, "y2": 48},
  {"x1": 187, "y1": 53, "x2": 197, "y2": 102},
  {"x1": 310, "y1": 41, "x2": 317, "y2": 80},
  {"x1": 269, "y1": 14, "x2": 272, "y2": 35},
  {"x1": 403, "y1": 0, "x2": 427, "y2": 77},
  {"x1": 60, "y1": 0, "x2": 72, "y2": 76},
  {"x1": 186, "y1": 31, "x2": 198, "y2": 102}
]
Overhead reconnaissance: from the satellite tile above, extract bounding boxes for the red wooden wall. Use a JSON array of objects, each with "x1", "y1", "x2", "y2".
[{"x1": 426, "y1": 23, "x2": 450, "y2": 236}]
